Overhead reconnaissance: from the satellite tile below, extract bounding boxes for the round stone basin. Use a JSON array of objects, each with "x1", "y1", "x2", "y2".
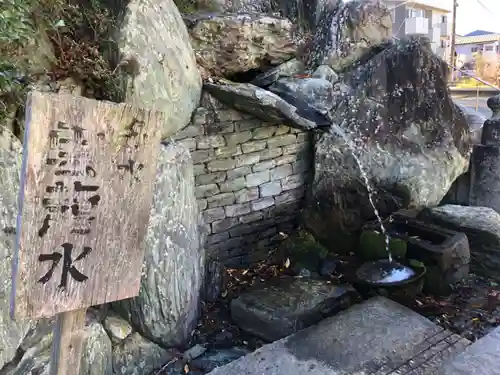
[{"x1": 354, "y1": 259, "x2": 426, "y2": 298}]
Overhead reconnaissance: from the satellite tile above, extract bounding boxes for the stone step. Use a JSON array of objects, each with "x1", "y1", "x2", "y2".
[
  {"x1": 207, "y1": 297, "x2": 471, "y2": 375},
  {"x1": 436, "y1": 326, "x2": 500, "y2": 375}
]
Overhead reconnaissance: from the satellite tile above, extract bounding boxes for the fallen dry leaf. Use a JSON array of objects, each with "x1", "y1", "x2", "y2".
[
  {"x1": 184, "y1": 364, "x2": 189, "y2": 374},
  {"x1": 284, "y1": 258, "x2": 290, "y2": 268}
]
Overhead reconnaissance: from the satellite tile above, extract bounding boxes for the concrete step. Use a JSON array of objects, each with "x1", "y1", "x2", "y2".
[
  {"x1": 207, "y1": 297, "x2": 471, "y2": 375},
  {"x1": 436, "y1": 326, "x2": 500, "y2": 375}
]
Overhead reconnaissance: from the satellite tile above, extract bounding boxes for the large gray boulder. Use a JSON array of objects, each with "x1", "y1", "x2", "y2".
[
  {"x1": 175, "y1": 0, "x2": 328, "y2": 31},
  {"x1": 117, "y1": 0, "x2": 202, "y2": 139},
  {"x1": 184, "y1": 13, "x2": 297, "y2": 79},
  {"x1": 0, "y1": 129, "x2": 31, "y2": 369},
  {"x1": 116, "y1": 142, "x2": 204, "y2": 347},
  {"x1": 302, "y1": 0, "x2": 392, "y2": 71},
  {"x1": 305, "y1": 37, "x2": 471, "y2": 252}
]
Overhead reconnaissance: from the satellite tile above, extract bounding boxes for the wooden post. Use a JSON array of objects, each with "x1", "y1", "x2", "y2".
[
  {"x1": 50, "y1": 309, "x2": 87, "y2": 375},
  {"x1": 10, "y1": 91, "x2": 165, "y2": 375}
]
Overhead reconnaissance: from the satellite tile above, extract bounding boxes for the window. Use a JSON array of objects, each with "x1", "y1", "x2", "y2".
[
  {"x1": 471, "y1": 47, "x2": 478, "y2": 53},
  {"x1": 407, "y1": 7, "x2": 424, "y2": 18},
  {"x1": 485, "y1": 45, "x2": 494, "y2": 51},
  {"x1": 440, "y1": 39, "x2": 447, "y2": 48},
  {"x1": 441, "y1": 15, "x2": 447, "y2": 23}
]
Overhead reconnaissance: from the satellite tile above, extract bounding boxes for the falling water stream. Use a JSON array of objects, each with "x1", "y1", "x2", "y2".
[
  {"x1": 289, "y1": 0, "x2": 414, "y2": 282},
  {"x1": 329, "y1": 126, "x2": 416, "y2": 283},
  {"x1": 329, "y1": 125, "x2": 392, "y2": 262}
]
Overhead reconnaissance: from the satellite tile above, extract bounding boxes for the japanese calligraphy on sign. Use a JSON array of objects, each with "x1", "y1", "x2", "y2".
[{"x1": 10, "y1": 92, "x2": 164, "y2": 319}]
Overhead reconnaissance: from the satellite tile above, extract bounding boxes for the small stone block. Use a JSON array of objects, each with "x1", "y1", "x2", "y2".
[
  {"x1": 259, "y1": 181, "x2": 282, "y2": 197},
  {"x1": 225, "y1": 203, "x2": 251, "y2": 218},
  {"x1": 207, "y1": 158, "x2": 237, "y2": 172},
  {"x1": 230, "y1": 278, "x2": 356, "y2": 341},
  {"x1": 220, "y1": 177, "x2": 247, "y2": 193},
  {"x1": 246, "y1": 171, "x2": 270, "y2": 188},
  {"x1": 235, "y1": 187, "x2": 259, "y2": 203},
  {"x1": 202, "y1": 207, "x2": 226, "y2": 223},
  {"x1": 212, "y1": 217, "x2": 239, "y2": 234},
  {"x1": 251, "y1": 197, "x2": 275, "y2": 211}
]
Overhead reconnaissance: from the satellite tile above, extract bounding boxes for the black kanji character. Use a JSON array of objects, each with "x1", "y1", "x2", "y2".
[
  {"x1": 38, "y1": 214, "x2": 52, "y2": 237},
  {"x1": 74, "y1": 181, "x2": 99, "y2": 192},
  {"x1": 37, "y1": 243, "x2": 91, "y2": 288}
]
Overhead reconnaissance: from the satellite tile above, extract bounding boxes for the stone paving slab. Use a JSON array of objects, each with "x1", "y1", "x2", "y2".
[
  {"x1": 436, "y1": 326, "x2": 500, "y2": 375},
  {"x1": 208, "y1": 297, "x2": 470, "y2": 375}
]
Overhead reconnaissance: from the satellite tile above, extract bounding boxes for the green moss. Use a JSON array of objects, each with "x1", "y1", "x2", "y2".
[
  {"x1": 279, "y1": 230, "x2": 329, "y2": 271},
  {"x1": 357, "y1": 230, "x2": 407, "y2": 261},
  {"x1": 0, "y1": 0, "x2": 129, "y2": 139},
  {"x1": 173, "y1": 0, "x2": 219, "y2": 13}
]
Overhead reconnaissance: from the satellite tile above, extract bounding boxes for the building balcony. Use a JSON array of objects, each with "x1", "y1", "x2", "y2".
[{"x1": 405, "y1": 17, "x2": 429, "y2": 36}]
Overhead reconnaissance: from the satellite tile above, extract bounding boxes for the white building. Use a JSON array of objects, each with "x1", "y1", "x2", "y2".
[
  {"x1": 455, "y1": 32, "x2": 500, "y2": 67},
  {"x1": 380, "y1": 0, "x2": 451, "y2": 59}
]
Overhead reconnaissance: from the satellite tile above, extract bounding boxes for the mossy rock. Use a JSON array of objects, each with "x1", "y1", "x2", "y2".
[
  {"x1": 357, "y1": 230, "x2": 407, "y2": 261},
  {"x1": 280, "y1": 230, "x2": 329, "y2": 271}
]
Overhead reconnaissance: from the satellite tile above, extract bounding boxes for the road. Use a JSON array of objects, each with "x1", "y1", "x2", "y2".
[{"x1": 453, "y1": 95, "x2": 492, "y2": 118}]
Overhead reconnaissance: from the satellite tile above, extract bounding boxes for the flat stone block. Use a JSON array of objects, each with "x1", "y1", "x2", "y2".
[
  {"x1": 195, "y1": 184, "x2": 220, "y2": 198},
  {"x1": 230, "y1": 278, "x2": 356, "y2": 342},
  {"x1": 207, "y1": 158, "x2": 237, "y2": 172},
  {"x1": 209, "y1": 297, "x2": 470, "y2": 375},
  {"x1": 235, "y1": 187, "x2": 259, "y2": 203},
  {"x1": 191, "y1": 149, "x2": 214, "y2": 164},
  {"x1": 252, "y1": 127, "x2": 276, "y2": 140},
  {"x1": 246, "y1": 170, "x2": 270, "y2": 187},
  {"x1": 215, "y1": 145, "x2": 242, "y2": 158},
  {"x1": 235, "y1": 153, "x2": 261, "y2": 167},
  {"x1": 251, "y1": 197, "x2": 274, "y2": 211},
  {"x1": 270, "y1": 164, "x2": 293, "y2": 180},
  {"x1": 260, "y1": 181, "x2": 282, "y2": 197},
  {"x1": 212, "y1": 217, "x2": 239, "y2": 233},
  {"x1": 283, "y1": 143, "x2": 306, "y2": 155},
  {"x1": 195, "y1": 171, "x2": 227, "y2": 185},
  {"x1": 252, "y1": 159, "x2": 277, "y2": 172},
  {"x1": 437, "y1": 327, "x2": 500, "y2": 375},
  {"x1": 203, "y1": 207, "x2": 226, "y2": 223},
  {"x1": 242, "y1": 140, "x2": 267, "y2": 153},
  {"x1": 207, "y1": 192, "x2": 236, "y2": 208},
  {"x1": 225, "y1": 203, "x2": 251, "y2": 217},
  {"x1": 220, "y1": 177, "x2": 247, "y2": 193},
  {"x1": 235, "y1": 119, "x2": 262, "y2": 131},
  {"x1": 274, "y1": 125, "x2": 291, "y2": 136},
  {"x1": 281, "y1": 174, "x2": 304, "y2": 190},
  {"x1": 260, "y1": 148, "x2": 283, "y2": 160},
  {"x1": 228, "y1": 166, "x2": 252, "y2": 179},
  {"x1": 225, "y1": 131, "x2": 253, "y2": 146},
  {"x1": 266, "y1": 134, "x2": 297, "y2": 148},
  {"x1": 197, "y1": 135, "x2": 226, "y2": 149}
]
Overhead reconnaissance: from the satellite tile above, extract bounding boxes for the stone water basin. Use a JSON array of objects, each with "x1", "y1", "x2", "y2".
[
  {"x1": 359, "y1": 215, "x2": 470, "y2": 295},
  {"x1": 354, "y1": 258, "x2": 427, "y2": 299}
]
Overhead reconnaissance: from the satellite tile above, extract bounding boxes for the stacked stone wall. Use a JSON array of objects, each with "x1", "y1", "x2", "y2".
[{"x1": 172, "y1": 94, "x2": 313, "y2": 266}]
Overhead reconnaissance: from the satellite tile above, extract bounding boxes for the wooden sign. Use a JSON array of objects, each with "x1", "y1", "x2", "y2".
[{"x1": 10, "y1": 91, "x2": 164, "y2": 320}]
